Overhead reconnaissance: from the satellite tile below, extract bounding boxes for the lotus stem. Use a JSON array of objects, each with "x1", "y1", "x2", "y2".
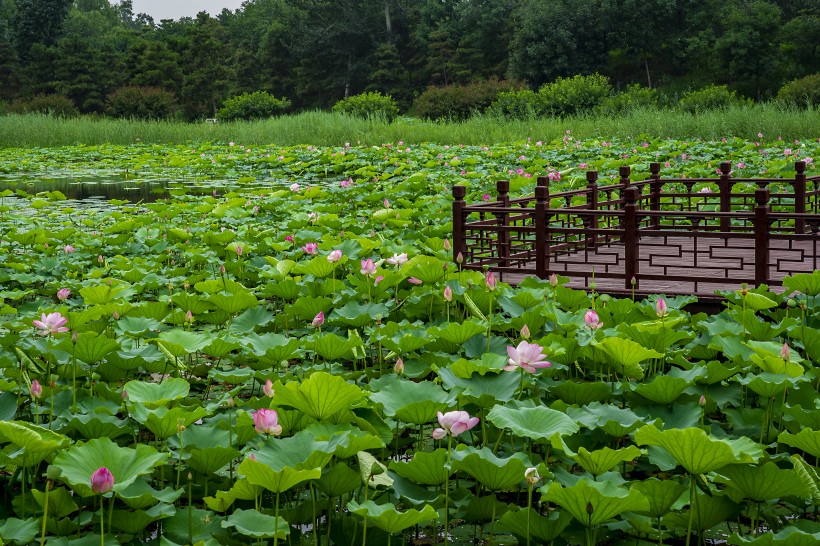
[
  {"x1": 685, "y1": 478, "x2": 695, "y2": 546},
  {"x1": 100, "y1": 501, "x2": 105, "y2": 546},
  {"x1": 39, "y1": 479, "x2": 50, "y2": 546},
  {"x1": 526, "y1": 485, "x2": 533, "y2": 546},
  {"x1": 444, "y1": 435, "x2": 452, "y2": 545}
]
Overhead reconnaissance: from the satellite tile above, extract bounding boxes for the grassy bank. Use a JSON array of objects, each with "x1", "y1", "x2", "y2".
[{"x1": 1, "y1": 104, "x2": 817, "y2": 148}]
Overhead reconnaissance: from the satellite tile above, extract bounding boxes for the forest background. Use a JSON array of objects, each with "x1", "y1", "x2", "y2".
[{"x1": 0, "y1": 0, "x2": 817, "y2": 121}]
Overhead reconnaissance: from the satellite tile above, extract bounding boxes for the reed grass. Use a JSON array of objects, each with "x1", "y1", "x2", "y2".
[{"x1": 0, "y1": 104, "x2": 817, "y2": 148}]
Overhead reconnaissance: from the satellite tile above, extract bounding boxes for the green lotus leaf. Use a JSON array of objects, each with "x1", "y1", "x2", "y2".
[
  {"x1": 31, "y1": 486, "x2": 78, "y2": 519},
  {"x1": 204, "y1": 478, "x2": 262, "y2": 512},
  {"x1": 202, "y1": 336, "x2": 243, "y2": 358},
  {"x1": 633, "y1": 425, "x2": 763, "y2": 475},
  {"x1": 566, "y1": 402, "x2": 650, "y2": 437},
  {"x1": 788, "y1": 325, "x2": 820, "y2": 362},
  {"x1": 65, "y1": 413, "x2": 132, "y2": 440},
  {"x1": 79, "y1": 284, "x2": 127, "y2": 305},
  {"x1": 370, "y1": 375, "x2": 452, "y2": 424},
  {"x1": 427, "y1": 320, "x2": 486, "y2": 346},
  {"x1": 791, "y1": 455, "x2": 820, "y2": 502},
  {"x1": 272, "y1": 371, "x2": 363, "y2": 421},
  {"x1": 330, "y1": 301, "x2": 390, "y2": 327},
  {"x1": 487, "y1": 404, "x2": 580, "y2": 441},
  {"x1": 188, "y1": 446, "x2": 241, "y2": 475},
  {"x1": 123, "y1": 377, "x2": 190, "y2": 408},
  {"x1": 662, "y1": 491, "x2": 740, "y2": 533},
  {"x1": 252, "y1": 430, "x2": 336, "y2": 470},
  {"x1": 231, "y1": 307, "x2": 275, "y2": 333},
  {"x1": 111, "y1": 503, "x2": 176, "y2": 534},
  {"x1": 114, "y1": 316, "x2": 162, "y2": 337},
  {"x1": 631, "y1": 478, "x2": 688, "y2": 518},
  {"x1": 779, "y1": 429, "x2": 820, "y2": 459},
  {"x1": 437, "y1": 366, "x2": 519, "y2": 408},
  {"x1": 406, "y1": 256, "x2": 448, "y2": 284},
  {"x1": 728, "y1": 522, "x2": 820, "y2": 546},
  {"x1": 497, "y1": 508, "x2": 573, "y2": 544},
  {"x1": 568, "y1": 445, "x2": 642, "y2": 477},
  {"x1": 53, "y1": 437, "x2": 167, "y2": 497},
  {"x1": 55, "y1": 331, "x2": 120, "y2": 364},
  {"x1": 156, "y1": 330, "x2": 210, "y2": 357},
  {"x1": 0, "y1": 517, "x2": 38, "y2": 545},
  {"x1": 715, "y1": 462, "x2": 811, "y2": 502},
  {"x1": 302, "y1": 423, "x2": 385, "y2": 459},
  {"x1": 451, "y1": 446, "x2": 533, "y2": 491},
  {"x1": 357, "y1": 450, "x2": 393, "y2": 489},
  {"x1": 208, "y1": 289, "x2": 258, "y2": 315},
  {"x1": 541, "y1": 478, "x2": 649, "y2": 527},
  {"x1": 316, "y1": 462, "x2": 362, "y2": 497},
  {"x1": 550, "y1": 380, "x2": 613, "y2": 405},
  {"x1": 736, "y1": 291, "x2": 778, "y2": 311},
  {"x1": 293, "y1": 255, "x2": 336, "y2": 278},
  {"x1": 106, "y1": 345, "x2": 164, "y2": 371},
  {"x1": 347, "y1": 500, "x2": 438, "y2": 534},
  {"x1": 309, "y1": 332, "x2": 356, "y2": 361},
  {"x1": 244, "y1": 332, "x2": 301, "y2": 366},
  {"x1": 736, "y1": 372, "x2": 801, "y2": 399},
  {"x1": 286, "y1": 296, "x2": 332, "y2": 321},
  {"x1": 783, "y1": 270, "x2": 820, "y2": 296},
  {"x1": 594, "y1": 337, "x2": 662, "y2": 379},
  {"x1": 162, "y1": 506, "x2": 223, "y2": 544},
  {"x1": 634, "y1": 374, "x2": 691, "y2": 405},
  {"x1": 389, "y1": 449, "x2": 450, "y2": 486},
  {"x1": 194, "y1": 278, "x2": 247, "y2": 295},
  {"x1": 238, "y1": 457, "x2": 321, "y2": 493},
  {"x1": 0, "y1": 421, "x2": 70, "y2": 466},
  {"x1": 170, "y1": 292, "x2": 212, "y2": 315},
  {"x1": 117, "y1": 479, "x2": 184, "y2": 510},
  {"x1": 128, "y1": 404, "x2": 210, "y2": 440},
  {"x1": 374, "y1": 321, "x2": 430, "y2": 353},
  {"x1": 695, "y1": 360, "x2": 742, "y2": 385},
  {"x1": 221, "y1": 508, "x2": 289, "y2": 539}
]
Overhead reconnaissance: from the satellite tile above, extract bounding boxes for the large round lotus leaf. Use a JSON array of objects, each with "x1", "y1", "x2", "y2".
[
  {"x1": 272, "y1": 371, "x2": 363, "y2": 421},
  {"x1": 53, "y1": 437, "x2": 167, "y2": 497},
  {"x1": 715, "y1": 462, "x2": 811, "y2": 502},
  {"x1": 238, "y1": 457, "x2": 321, "y2": 494},
  {"x1": 498, "y1": 508, "x2": 573, "y2": 544},
  {"x1": 451, "y1": 446, "x2": 533, "y2": 491},
  {"x1": 221, "y1": 508, "x2": 288, "y2": 539},
  {"x1": 487, "y1": 404, "x2": 580, "y2": 441},
  {"x1": 728, "y1": 520, "x2": 820, "y2": 546},
  {"x1": 541, "y1": 478, "x2": 649, "y2": 527},
  {"x1": 389, "y1": 449, "x2": 450, "y2": 486},
  {"x1": 123, "y1": 377, "x2": 189, "y2": 408},
  {"x1": 0, "y1": 421, "x2": 70, "y2": 466},
  {"x1": 631, "y1": 478, "x2": 688, "y2": 518},
  {"x1": 347, "y1": 500, "x2": 438, "y2": 534}
]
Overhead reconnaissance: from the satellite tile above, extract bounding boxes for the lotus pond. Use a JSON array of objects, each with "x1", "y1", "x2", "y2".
[{"x1": 0, "y1": 136, "x2": 819, "y2": 546}]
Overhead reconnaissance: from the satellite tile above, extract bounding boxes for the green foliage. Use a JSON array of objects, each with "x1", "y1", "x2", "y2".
[
  {"x1": 106, "y1": 86, "x2": 178, "y2": 120},
  {"x1": 217, "y1": 90, "x2": 291, "y2": 121},
  {"x1": 410, "y1": 78, "x2": 522, "y2": 120},
  {"x1": 776, "y1": 74, "x2": 820, "y2": 108},
  {"x1": 600, "y1": 84, "x2": 661, "y2": 114},
  {"x1": 332, "y1": 91, "x2": 398, "y2": 122},
  {"x1": 678, "y1": 85, "x2": 752, "y2": 113},
  {"x1": 490, "y1": 74, "x2": 612, "y2": 119},
  {"x1": 6, "y1": 93, "x2": 78, "y2": 117}
]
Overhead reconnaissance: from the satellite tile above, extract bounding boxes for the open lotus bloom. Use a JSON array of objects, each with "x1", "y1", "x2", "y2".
[
  {"x1": 504, "y1": 341, "x2": 551, "y2": 373},
  {"x1": 432, "y1": 410, "x2": 479, "y2": 439},
  {"x1": 33, "y1": 312, "x2": 69, "y2": 335}
]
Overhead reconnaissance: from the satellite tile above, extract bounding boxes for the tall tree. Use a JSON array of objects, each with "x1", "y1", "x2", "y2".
[
  {"x1": 180, "y1": 12, "x2": 235, "y2": 119},
  {"x1": 12, "y1": 0, "x2": 72, "y2": 59}
]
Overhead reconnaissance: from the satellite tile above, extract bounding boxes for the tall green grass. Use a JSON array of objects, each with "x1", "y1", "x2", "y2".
[{"x1": 0, "y1": 104, "x2": 817, "y2": 148}]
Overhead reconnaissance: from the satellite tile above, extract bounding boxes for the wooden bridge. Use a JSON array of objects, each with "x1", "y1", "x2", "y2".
[{"x1": 452, "y1": 161, "x2": 819, "y2": 300}]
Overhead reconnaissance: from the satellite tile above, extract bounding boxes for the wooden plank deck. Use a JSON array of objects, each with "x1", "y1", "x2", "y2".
[{"x1": 496, "y1": 235, "x2": 819, "y2": 299}]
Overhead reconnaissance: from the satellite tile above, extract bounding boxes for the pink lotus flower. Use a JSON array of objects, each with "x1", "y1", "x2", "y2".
[
  {"x1": 549, "y1": 273, "x2": 558, "y2": 287},
  {"x1": 443, "y1": 239, "x2": 451, "y2": 252},
  {"x1": 483, "y1": 193, "x2": 491, "y2": 201},
  {"x1": 30, "y1": 379, "x2": 42, "y2": 399},
  {"x1": 327, "y1": 249, "x2": 343, "y2": 262},
  {"x1": 33, "y1": 312, "x2": 69, "y2": 335},
  {"x1": 485, "y1": 271, "x2": 497, "y2": 291},
  {"x1": 504, "y1": 341, "x2": 551, "y2": 373},
  {"x1": 63, "y1": 245, "x2": 74, "y2": 253},
  {"x1": 548, "y1": 171, "x2": 561, "y2": 181},
  {"x1": 408, "y1": 277, "x2": 422, "y2": 285},
  {"x1": 360, "y1": 258, "x2": 377, "y2": 276},
  {"x1": 386, "y1": 253, "x2": 408, "y2": 267},
  {"x1": 290, "y1": 183, "x2": 300, "y2": 192},
  {"x1": 302, "y1": 242, "x2": 318, "y2": 255},
  {"x1": 655, "y1": 297, "x2": 668, "y2": 318},
  {"x1": 443, "y1": 286, "x2": 453, "y2": 302},
  {"x1": 185, "y1": 310, "x2": 193, "y2": 323},
  {"x1": 584, "y1": 309, "x2": 603, "y2": 329},
  {"x1": 285, "y1": 235, "x2": 294, "y2": 243},
  {"x1": 90, "y1": 467, "x2": 115, "y2": 494},
  {"x1": 312, "y1": 311, "x2": 325, "y2": 328},
  {"x1": 253, "y1": 409, "x2": 282, "y2": 436},
  {"x1": 57, "y1": 288, "x2": 71, "y2": 300},
  {"x1": 97, "y1": 255, "x2": 104, "y2": 264},
  {"x1": 374, "y1": 275, "x2": 384, "y2": 286},
  {"x1": 781, "y1": 343, "x2": 790, "y2": 361},
  {"x1": 432, "y1": 410, "x2": 479, "y2": 439},
  {"x1": 263, "y1": 379, "x2": 275, "y2": 397},
  {"x1": 340, "y1": 179, "x2": 351, "y2": 188},
  {"x1": 236, "y1": 245, "x2": 243, "y2": 256}
]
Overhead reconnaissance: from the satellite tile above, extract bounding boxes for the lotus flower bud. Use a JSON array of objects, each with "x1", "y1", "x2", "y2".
[
  {"x1": 524, "y1": 467, "x2": 542, "y2": 486},
  {"x1": 781, "y1": 343, "x2": 790, "y2": 361},
  {"x1": 394, "y1": 358, "x2": 404, "y2": 374},
  {"x1": 699, "y1": 394, "x2": 707, "y2": 407},
  {"x1": 520, "y1": 324, "x2": 530, "y2": 340},
  {"x1": 263, "y1": 379, "x2": 274, "y2": 398},
  {"x1": 90, "y1": 467, "x2": 114, "y2": 494},
  {"x1": 312, "y1": 311, "x2": 325, "y2": 328},
  {"x1": 549, "y1": 273, "x2": 558, "y2": 287},
  {"x1": 485, "y1": 271, "x2": 497, "y2": 292},
  {"x1": 30, "y1": 379, "x2": 42, "y2": 399},
  {"x1": 655, "y1": 297, "x2": 668, "y2": 318},
  {"x1": 443, "y1": 285, "x2": 453, "y2": 302}
]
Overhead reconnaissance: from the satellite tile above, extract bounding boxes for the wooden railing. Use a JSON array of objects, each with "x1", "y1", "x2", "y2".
[{"x1": 452, "y1": 161, "x2": 820, "y2": 296}]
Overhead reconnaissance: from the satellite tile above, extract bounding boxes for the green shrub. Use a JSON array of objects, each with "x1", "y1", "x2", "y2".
[
  {"x1": 410, "y1": 79, "x2": 522, "y2": 121},
  {"x1": 332, "y1": 91, "x2": 399, "y2": 121},
  {"x1": 678, "y1": 85, "x2": 751, "y2": 113},
  {"x1": 217, "y1": 91, "x2": 291, "y2": 121},
  {"x1": 7, "y1": 94, "x2": 78, "y2": 117},
  {"x1": 599, "y1": 84, "x2": 660, "y2": 114},
  {"x1": 776, "y1": 74, "x2": 820, "y2": 108},
  {"x1": 538, "y1": 73, "x2": 613, "y2": 118},
  {"x1": 487, "y1": 89, "x2": 545, "y2": 120},
  {"x1": 106, "y1": 86, "x2": 178, "y2": 120}
]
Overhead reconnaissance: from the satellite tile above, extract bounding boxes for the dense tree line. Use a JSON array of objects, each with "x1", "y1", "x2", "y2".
[{"x1": 0, "y1": 0, "x2": 816, "y2": 119}]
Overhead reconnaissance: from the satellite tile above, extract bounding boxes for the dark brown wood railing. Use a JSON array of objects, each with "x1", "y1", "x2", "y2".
[{"x1": 452, "y1": 160, "x2": 820, "y2": 298}]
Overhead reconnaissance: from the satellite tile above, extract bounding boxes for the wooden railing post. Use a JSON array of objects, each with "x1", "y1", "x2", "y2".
[
  {"x1": 794, "y1": 160, "x2": 806, "y2": 234},
  {"x1": 452, "y1": 186, "x2": 467, "y2": 264},
  {"x1": 754, "y1": 187, "x2": 770, "y2": 287},
  {"x1": 586, "y1": 170, "x2": 599, "y2": 249},
  {"x1": 719, "y1": 161, "x2": 732, "y2": 232},
  {"x1": 649, "y1": 162, "x2": 661, "y2": 230},
  {"x1": 624, "y1": 186, "x2": 639, "y2": 289},
  {"x1": 618, "y1": 165, "x2": 631, "y2": 228},
  {"x1": 496, "y1": 180, "x2": 510, "y2": 271},
  {"x1": 535, "y1": 185, "x2": 548, "y2": 279}
]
